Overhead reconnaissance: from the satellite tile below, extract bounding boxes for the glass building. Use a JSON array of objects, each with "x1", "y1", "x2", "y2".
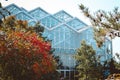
[{"x1": 2, "y1": 4, "x2": 112, "y2": 80}]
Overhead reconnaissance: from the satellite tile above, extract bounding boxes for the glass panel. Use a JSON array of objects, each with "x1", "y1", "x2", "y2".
[
  {"x1": 15, "y1": 12, "x2": 33, "y2": 21},
  {"x1": 54, "y1": 10, "x2": 73, "y2": 22},
  {"x1": 67, "y1": 18, "x2": 87, "y2": 30},
  {"x1": 29, "y1": 7, "x2": 48, "y2": 20},
  {"x1": 40, "y1": 15, "x2": 61, "y2": 28},
  {"x1": 5, "y1": 4, "x2": 21, "y2": 15},
  {"x1": 15, "y1": 12, "x2": 36, "y2": 26},
  {"x1": 28, "y1": 21, "x2": 36, "y2": 26}
]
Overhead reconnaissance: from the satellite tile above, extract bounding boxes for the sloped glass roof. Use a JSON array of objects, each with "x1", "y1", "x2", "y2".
[
  {"x1": 29, "y1": 7, "x2": 49, "y2": 20},
  {"x1": 15, "y1": 12, "x2": 36, "y2": 26},
  {"x1": 21, "y1": 7, "x2": 28, "y2": 13},
  {"x1": 5, "y1": 4, "x2": 22, "y2": 15},
  {"x1": 15, "y1": 12, "x2": 33, "y2": 20},
  {"x1": 40, "y1": 15, "x2": 61, "y2": 28},
  {"x1": 67, "y1": 18, "x2": 87, "y2": 31},
  {"x1": 54, "y1": 10, "x2": 73, "y2": 22}
]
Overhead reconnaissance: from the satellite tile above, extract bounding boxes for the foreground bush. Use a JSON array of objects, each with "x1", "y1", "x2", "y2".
[{"x1": 0, "y1": 16, "x2": 57, "y2": 80}]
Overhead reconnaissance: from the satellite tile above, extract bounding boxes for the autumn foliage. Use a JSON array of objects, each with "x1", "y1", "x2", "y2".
[{"x1": 0, "y1": 16, "x2": 56, "y2": 80}]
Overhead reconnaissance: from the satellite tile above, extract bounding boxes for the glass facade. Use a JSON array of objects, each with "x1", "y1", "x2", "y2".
[{"x1": 3, "y1": 4, "x2": 112, "y2": 80}]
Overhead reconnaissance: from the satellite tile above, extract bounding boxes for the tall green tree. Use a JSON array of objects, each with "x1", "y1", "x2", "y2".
[{"x1": 74, "y1": 40, "x2": 103, "y2": 80}]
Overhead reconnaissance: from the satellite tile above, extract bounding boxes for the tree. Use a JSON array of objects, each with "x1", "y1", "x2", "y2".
[
  {"x1": 79, "y1": 4, "x2": 120, "y2": 47},
  {"x1": 0, "y1": 15, "x2": 57, "y2": 80},
  {"x1": 0, "y1": 2, "x2": 10, "y2": 24},
  {"x1": 74, "y1": 40, "x2": 103, "y2": 80},
  {"x1": 79, "y1": 4, "x2": 120, "y2": 77}
]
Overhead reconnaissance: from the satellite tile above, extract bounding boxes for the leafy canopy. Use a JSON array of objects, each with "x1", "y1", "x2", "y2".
[{"x1": 0, "y1": 16, "x2": 56, "y2": 80}]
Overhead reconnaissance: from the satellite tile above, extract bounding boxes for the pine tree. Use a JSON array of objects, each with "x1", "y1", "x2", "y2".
[
  {"x1": 74, "y1": 40, "x2": 103, "y2": 80},
  {"x1": 79, "y1": 4, "x2": 120, "y2": 78},
  {"x1": 79, "y1": 4, "x2": 120, "y2": 47}
]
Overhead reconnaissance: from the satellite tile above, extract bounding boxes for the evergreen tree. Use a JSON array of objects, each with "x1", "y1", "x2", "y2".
[
  {"x1": 74, "y1": 40, "x2": 103, "y2": 80},
  {"x1": 79, "y1": 4, "x2": 120, "y2": 47},
  {"x1": 79, "y1": 4, "x2": 120, "y2": 78}
]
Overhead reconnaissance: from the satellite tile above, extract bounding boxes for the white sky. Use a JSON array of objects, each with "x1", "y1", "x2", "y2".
[{"x1": 1, "y1": 0, "x2": 120, "y2": 56}]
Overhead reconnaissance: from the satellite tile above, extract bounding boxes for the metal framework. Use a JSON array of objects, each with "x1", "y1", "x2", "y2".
[{"x1": 3, "y1": 4, "x2": 113, "y2": 80}]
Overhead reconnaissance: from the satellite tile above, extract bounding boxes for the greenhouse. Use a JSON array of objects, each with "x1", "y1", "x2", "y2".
[{"x1": 1, "y1": 4, "x2": 113, "y2": 80}]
